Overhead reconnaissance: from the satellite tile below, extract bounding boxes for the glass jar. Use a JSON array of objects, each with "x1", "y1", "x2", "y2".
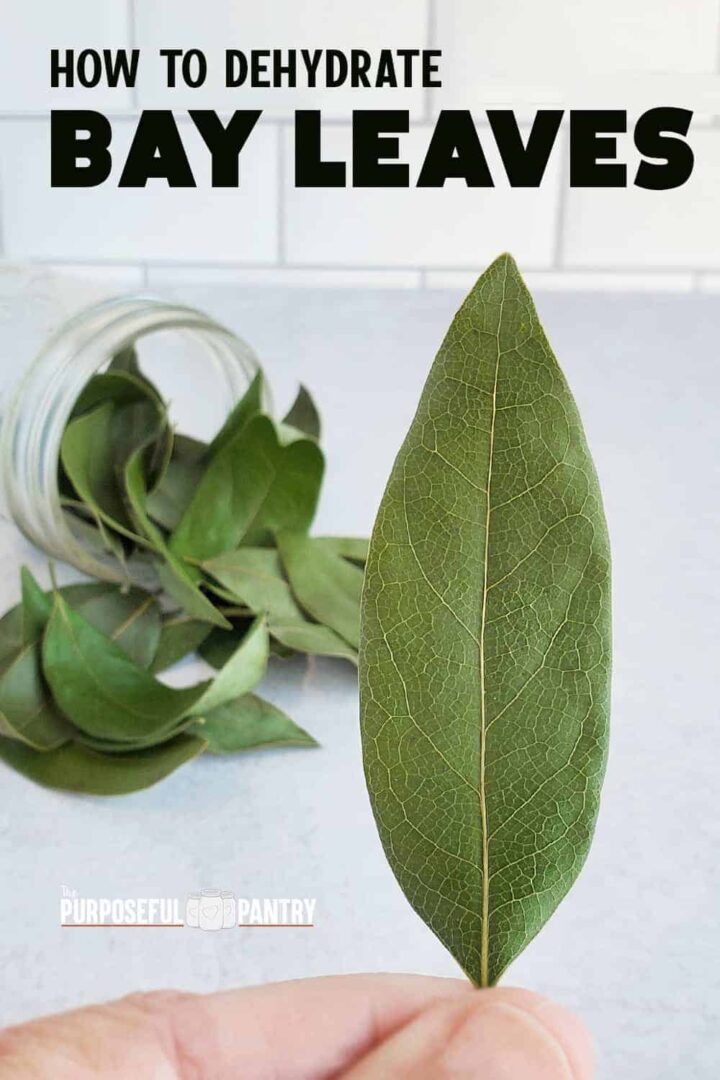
[{"x1": 0, "y1": 294, "x2": 261, "y2": 584}]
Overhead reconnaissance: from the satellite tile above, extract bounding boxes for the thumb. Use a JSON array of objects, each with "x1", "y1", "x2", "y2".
[{"x1": 343, "y1": 987, "x2": 594, "y2": 1079}]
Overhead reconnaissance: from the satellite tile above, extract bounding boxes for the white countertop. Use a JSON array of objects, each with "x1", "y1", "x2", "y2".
[{"x1": 0, "y1": 277, "x2": 718, "y2": 1078}]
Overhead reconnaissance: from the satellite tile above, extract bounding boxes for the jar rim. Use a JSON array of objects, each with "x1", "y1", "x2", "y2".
[{"x1": 0, "y1": 293, "x2": 263, "y2": 584}]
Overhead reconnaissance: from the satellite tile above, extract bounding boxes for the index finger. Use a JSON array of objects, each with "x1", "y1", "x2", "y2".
[{"x1": 0, "y1": 974, "x2": 471, "y2": 1079}]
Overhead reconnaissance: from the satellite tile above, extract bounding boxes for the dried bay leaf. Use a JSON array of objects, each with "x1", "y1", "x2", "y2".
[
  {"x1": 313, "y1": 536, "x2": 369, "y2": 566},
  {"x1": 191, "y1": 693, "x2": 317, "y2": 754},
  {"x1": 170, "y1": 414, "x2": 324, "y2": 562},
  {"x1": 282, "y1": 385, "x2": 321, "y2": 440},
  {"x1": 124, "y1": 445, "x2": 230, "y2": 628},
  {"x1": 203, "y1": 548, "x2": 358, "y2": 663},
  {"x1": 187, "y1": 616, "x2": 269, "y2": 717},
  {"x1": 0, "y1": 570, "x2": 71, "y2": 750},
  {"x1": 145, "y1": 435, "x2": 207, "y2": 532},
  {"x1": 0, "y1": 733, "x2": 206, "y2": 795},
  {"x1": 61, "y1": 401, "x2": 153, "y2": 544},
  {"x1": 42, "y1": 594, "x2": 211, "y2": 743},
  {"x1": 359, "y1": 254, "x2": 611, "y2": 987},
  {"x1": 1, "y1": 574, "x2": 161, "y2": 668},
  {"x1": 198, "y1": 624, "x2": 250, "y2": 671},
  {"x1": 150, "y1": 616, "x2": 212, "y2": 674},
  {"x1": 277, "y1": 532, "x2": 363, "y2": 649},
  {"x1": 206, "y1": 370, "x2": 263, "y2": 459},
  {"x1": 75, "y1": 587, "x2": 160, "y2": 668}
]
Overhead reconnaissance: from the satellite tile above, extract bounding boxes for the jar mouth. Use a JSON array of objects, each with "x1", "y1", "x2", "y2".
[{"x1": 0, "y1": 294, "x2": 264, "y2": 585}]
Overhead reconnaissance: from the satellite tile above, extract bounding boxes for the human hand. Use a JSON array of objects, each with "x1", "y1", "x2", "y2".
[{"x1": 0, "y1": 974, "x2": 593, "y2": 1078}]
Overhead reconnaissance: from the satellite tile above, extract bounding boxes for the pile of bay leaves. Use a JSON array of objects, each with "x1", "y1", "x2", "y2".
[{"x1": 0, "y1": 349, "x2": 366, "y2": 795}]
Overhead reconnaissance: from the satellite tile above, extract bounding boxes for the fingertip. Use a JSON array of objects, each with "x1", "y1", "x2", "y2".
[{"x1": 478, "y1": 987, "x2": 595, "y2": 1079}]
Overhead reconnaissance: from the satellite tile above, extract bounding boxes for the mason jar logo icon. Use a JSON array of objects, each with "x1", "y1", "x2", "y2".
[{"x1": 186, "y1": 890, "x2": 236, "y2": 930}]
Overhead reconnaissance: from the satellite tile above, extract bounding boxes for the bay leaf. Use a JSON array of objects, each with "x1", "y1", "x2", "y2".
[
  {"x1": 124, "y1": 445, "x2": 230, "y2": 628},
  {"x1": 74, "y1": 587, "x2": 161, "y2": 668},
  {"x1": 145, "y1": 435, "x2": 207, "y2": 532},
  {"x1": 206, "y1": 370, "x2": 263, "y2": 459},
  {"x1": 188, "y1": 616, "x2": 268, "y2": 717},
  {"x1": 108, "y1": 344, "x2": 141, "y2": 375},
  {"x1": 72, "y1": 621, "x2": 266, "y2": 752},
  {"x1": 20, "y1": 566, "x2": 52, "y2": 643},
  {"x1": 62, "y1": 502, "x2": 130, "y2": 574},
  {"x1": 0, "y1": 569, "x2": 72, "y2": 750},
  {"x1": 203, "y1": 549, "x2": 358, "y2": 663},
  {"x1": 150, "y1": 616, "x2": 212, "y2": 674},
  {"x1": 41, "y1": 594, "x2": 211, "y2": 743},
  {"x1": 61, "y1": 401, "x2": 151, "y2": 543},
  {"x1": 191, "y1": 693, "x2": 317, "y2": 754},
  {"x1": 313, "y1": 536, "x2": 369, "y2": 566},
  {"x1": 359, "y1": 253, "x2": 611, "y2": 987},
  {"x1": 108, "y1": 344, "x2": 161, "y2": 400},
  {"x1": 170, "y1": 414, "x2": 324, "y2": 561},
  {"x1": 282, "y1": 384, "x2": 321, "y2": 440},
  {"x1": 0, "y1": 733, "x2": 206, "y2": 795},
  {"x1": 198, "y1": 624, "x2": 249, "y2": 671},
  {"x1": 70, "y1": 369, "x2": 162, "y2": 419},
  {"x1": 6, "y1": 574, "x2": 161, "y2": 668},
  {"x1": 277, "y1": 532, "x2": 363, "y2": 649},
  {"x1": 0, "y1": 646, "x2": 73, "y2": 750}
]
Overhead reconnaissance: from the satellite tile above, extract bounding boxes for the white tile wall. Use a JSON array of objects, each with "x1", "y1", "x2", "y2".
[
  {"x1": 564, "y1": 128, "x2": 720, "y2": 269},
  {"x1": 0, "y1": 1, "x2": 134, "y2": 113},
  {"x1": 1, "y1": 0, "x2": 719, "y2": 290},
  {"x1": 134, "y1": 0, "x2": 429, "y2": 118},
  {"x1": 433, "y1": 0, "x2": 720, "y2": 110}
]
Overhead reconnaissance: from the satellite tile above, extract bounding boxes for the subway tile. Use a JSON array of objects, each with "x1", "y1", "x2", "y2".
[
  {"x1": 563, "y1": 129, "x2": 720, "y2": 269},
  {"x1": 0, "y1": 118, "x2": 278, "y2": 263},
  {"x1": 283, "y1": 122, "x2": 561, "y2": 268},
  {"x1": 134, "y1": 0, "x2": 428, "y2": 117},
  {"x1": 433, "y1": 0, "x2": 719, "y2": 111},
  {"x1": 148, "y1": 266, "x2": 421, "y2": 289},
  {"x1": 0, "y1": 1, "x2": 134, "y2": 112}
]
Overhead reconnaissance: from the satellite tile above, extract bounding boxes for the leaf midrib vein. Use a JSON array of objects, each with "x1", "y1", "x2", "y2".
[{"x1": 478, "y1": 266, "x2": 507, "y2": 987}]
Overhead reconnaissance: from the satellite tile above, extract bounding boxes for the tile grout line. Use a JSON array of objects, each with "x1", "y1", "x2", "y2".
[{"x1": 23, "y1": 256, "x2": 715, "y2": 275}]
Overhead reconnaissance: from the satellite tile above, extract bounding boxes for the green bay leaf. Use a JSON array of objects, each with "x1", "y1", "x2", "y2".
[
  {"x1": 313, "y1": 536, "x2": 369, "y2": 566},
  {"x1": 0, "y1": 733, "x2": 206, "y2": 795},
  {"x1": 206, "y1": 370, "x2": 264, "y2": 459},
  {"x1": 188, "y1": 616, "x2": 268, "y2": 717},
  {"x1": 41, "y1": 594, "x2": 211, "y2": 743},
  {"x1": 359, "y1": 254, "x2": 611, "y2": 987},
  {"x1": 124, "y1": 445, "x2": 230, "y2": 628},
  {"x1": 150, "y1": 616, "x2": 212, "y2": 674},
  {"x1": 145, "y1": 435, "x2": 207, "y2": 532},
  {"x1": 192, "y1": 693, "x2": 317, "y2": 754},
  {"x1": 282, "y1": 384, "x2": 321, "y2": 440},
  {"x1": 203, "y1": 549, "x2": 358, "y2": 664},
  {"x1": 170, "y1": 414, "x2": 324, "y2": 561},
  {"x1": 61, "y1": 401, "x2": 151, "y2": 544},
  {"x1": 0, "y1": 569, "x2": 72, "y2": 750},
  {"x1": 277, "y1": 532, "x2": 363, "y2": 649}
]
